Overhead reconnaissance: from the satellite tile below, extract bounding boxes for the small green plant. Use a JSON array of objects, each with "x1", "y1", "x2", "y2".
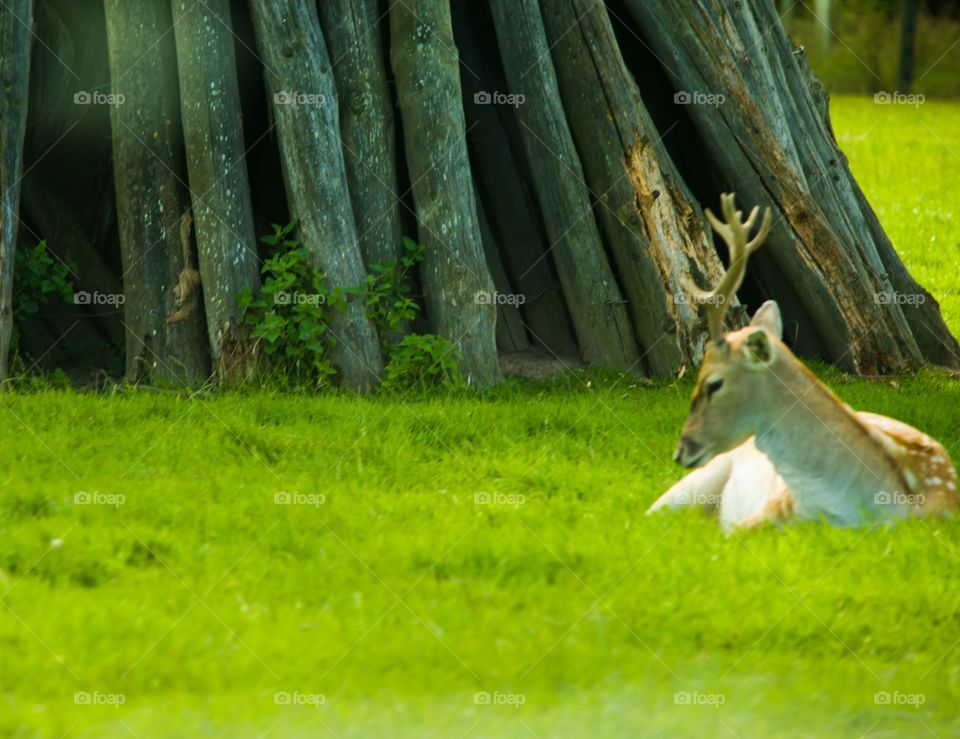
[
  {"x1": 364, "y1": 237, "x2": 423, "y2": 345},
  {"x1": 382, "y1": 333, "x2": 464, "y2": 391},
  {"x1": 239, "y1": 225, "x2": 464, "y2": 391},
  {"x1": 11, "y1": 241, "x2": 74, "y2": 352},
  {"x1": 238, "y1": 221, "x2": 341, "y2": 386},
  {"x1": 365, "y1": 238, "x2": 464, "y2": 391}
]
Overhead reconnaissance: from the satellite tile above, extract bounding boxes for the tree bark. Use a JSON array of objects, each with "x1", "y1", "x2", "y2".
[
  {"x1": 249, "y1": 0, "x2": 383, "y2": 390},
  {"x1": 0, "y1": 0, "x2": 32, "y2": 381},
  {"x1": 624, "y1": 0, "x2": 959, "y2": 373},
  {"x1": 172, "y1": 0, "x2": 261, "y2": 383},
  {"x1": 475, "y1": 192, "x2": 530, "y2": 353},
  {"x1": 489, "y1": 0, "x2": 641, "y2": 370},
  {"x1": 898, "y1": 0, "x2": 919, "y2": 93},
  {"x1": 540, "y1": 0, "x2": 729, "y2": 375},
  {"x1": 317, "y1": 0, "x2": 402, "y2": 271},
  {"x1": 105, "y1": 0, "x2": 210, "y2": 384},
  {"x1": 453, "y1": 3, "x2": 577, "y2": 356},
  {"x1": 389, "y1": 0, "x2": 500, "y2": 385}
]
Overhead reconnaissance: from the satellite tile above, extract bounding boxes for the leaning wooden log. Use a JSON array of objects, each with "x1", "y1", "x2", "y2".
[
  {"x1": 104, "y1": 0, "x2": 210, "y2": 384},
  {"x1": 249, "y1": 0, "x2": 383, "y2": 390},
  {"x1": 317, "y1": 0, "x2": 402, "y2": 271},
  {"x1": 540, "y1": 0, "x2": 730, "y2": 375},
  {"x1": 172, "y1": 0, "x2": 261, "y2": 383},
  {"x1": 0, "y1": 0, "x2": 33, "y2": 381},
  {"x1": 475, "y1": 192, "x2": 530, "y2": 353},
  {"x1": 390, "y1": 0, "x2": 500, "y2": 386},
  {"x1": 623, "y1": 0, "x2": 960, "y2": 373},
  {"x1": 489, "y1": 0, "x2": 641, "y2": 371},
  {"x1": 452, "y1": 2, "x2": 577, "y2": 356}
]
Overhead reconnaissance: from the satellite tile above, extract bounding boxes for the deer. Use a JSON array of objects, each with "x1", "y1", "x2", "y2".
[{"x1": 648, "y1": 193, "x2": 957, "y2": 530}]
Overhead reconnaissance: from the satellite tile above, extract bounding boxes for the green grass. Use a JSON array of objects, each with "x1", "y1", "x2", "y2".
[
  {"x1": 832, "y1": 94, "x2": 960, "y2": 336},
  {"x1": 3, "y1": 98, "x2": 960, "y2": 737}
]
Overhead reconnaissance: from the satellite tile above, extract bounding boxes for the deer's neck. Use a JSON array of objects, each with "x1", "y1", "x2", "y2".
[{"x1": 751, "y1": 358, "x2": 906, "y2": 525}]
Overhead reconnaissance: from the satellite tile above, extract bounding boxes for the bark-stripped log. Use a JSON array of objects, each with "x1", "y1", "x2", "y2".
[
  {"x1": 250, "y1": 0, "x2": 383, "y2": 390},
  {"x1": 317, "y1": 0, "x2": 402, "y2": 271},
  {"x1": 541, "y1": 0, "x2": 730, "y2": 375},
  {"x1": 453, "y1": 3, "x2": 577, "y2": 355},
  {"x1": 0, "y1": 0, "x2": 32, "y2": 380},
  {"x1": 390, "y1": 0, "x2": 500, "y2": 385},
  {"x1": 104, "y1": 0, "x2": 210, "y2": 384},
  {"x1": 475, "y1": 193, "x2": 530, "y2": 353},
  {"x1": 489, "y1": 0, "x2": 641, "y2": 370},
  {"x1": 172, "y1": 0, "x2": 261, "y2": 382},
  {"x1": 624, "y1": 0, "x2": 959, "y2": 372}
]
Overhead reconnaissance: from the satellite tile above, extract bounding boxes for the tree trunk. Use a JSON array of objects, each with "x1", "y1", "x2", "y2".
[
  {"x1": 452, "y1": 3, "x2": 577, "y2": 356},
  {"x1": 540, "y1": 0, "x2": 729, "y2": 375},
  {"x1": 172, "y1": 0, "x2": 261, "y2": 383},
  {"x1": 814, "y1": 0, "x2": 832, "y2": 56},
  {"x1": 249, "y1": 0, "x2": 383, "y2": 390},
  {"x1": 317, "y1": 0, "x2": 402, "y2": 271},
  {"x1": 389, "y1": 0, "x2": 500, "y2": 386},
  {"x1": 475, "y1": 192, "x2": 530, "y2": 353},
  {"x1": 104, "y1": 0, "x2": 210, "y2": 384},
  {"x1": 489, "y1": 0, "x2": 641, "y2": 370},
  {"x1": 898, "y1": 0, "x2": 919, "y2": 93},
  {"x1": 624, "y1": 0, "x2": 960, "y2": 373},
  {"x1": 0, "y1": 0, "x2": 32, "y2": 381}
]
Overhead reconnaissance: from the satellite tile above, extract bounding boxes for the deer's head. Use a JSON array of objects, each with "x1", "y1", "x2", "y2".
[{"x1": 674, "y1": 194, "x2": 780, "y2": 469}]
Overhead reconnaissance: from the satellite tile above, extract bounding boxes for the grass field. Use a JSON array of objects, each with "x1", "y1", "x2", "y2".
[
  {"x1": 2, "y1": 98, "x2": 960, "y2": 738},
  {"x1": 832, "y1": 95, "x2": 960, "y2": 336}
]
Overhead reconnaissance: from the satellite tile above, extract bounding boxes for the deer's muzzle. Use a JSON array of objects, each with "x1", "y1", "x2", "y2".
[{"x1": 674, "y1": 437, "x2": 706, "y2": 468}]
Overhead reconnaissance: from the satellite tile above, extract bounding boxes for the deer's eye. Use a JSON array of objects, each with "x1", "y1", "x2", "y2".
[{"x1": 705, "y1": 378, "x2": 724, "y2": 397}]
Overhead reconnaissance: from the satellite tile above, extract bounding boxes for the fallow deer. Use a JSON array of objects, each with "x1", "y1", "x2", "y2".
[{"x1": 648, "y1": 194, "x2": 957, "y2": 530}]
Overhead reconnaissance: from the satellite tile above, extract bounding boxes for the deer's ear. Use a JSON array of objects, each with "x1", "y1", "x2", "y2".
[
  {"x1": 749, "y1": 300, "x2": 782, "y2": 339},
  {"x1": 743, "y1": 329, "x2": 775, "y2": 367}
]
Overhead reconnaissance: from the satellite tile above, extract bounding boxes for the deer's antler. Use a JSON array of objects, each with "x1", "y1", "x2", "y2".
[{"x1": 691, "y1": 193, "x2": 773, "y2": 341}]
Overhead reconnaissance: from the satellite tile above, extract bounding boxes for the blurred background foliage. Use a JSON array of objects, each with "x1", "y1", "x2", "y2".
[{"x1": 783, "y1": 0, "x2": 960, "y2": 96}]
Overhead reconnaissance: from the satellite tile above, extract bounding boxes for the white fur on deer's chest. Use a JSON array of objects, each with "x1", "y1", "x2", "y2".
[{"x1": 719, "y1": 440, "x2": 780, "y2": 531}]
